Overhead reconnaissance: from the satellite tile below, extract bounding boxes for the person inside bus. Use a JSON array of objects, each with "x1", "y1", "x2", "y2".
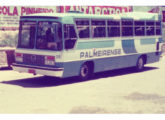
[
  {"x1": 46, "y1": 27, "x2": 57, "y2": 50},
  {"x1": 46, "y1": 25, "x2": 62, "y2": 50}
]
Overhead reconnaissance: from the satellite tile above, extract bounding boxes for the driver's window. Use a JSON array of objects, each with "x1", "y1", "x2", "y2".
[{"x1": 64, "y1": 24, "x2": 77, "y2": 49}]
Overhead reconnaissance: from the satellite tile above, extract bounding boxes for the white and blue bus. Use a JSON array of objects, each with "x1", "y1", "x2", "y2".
[{"x1": 13, "y1": 12, "x2": 165, "y2": 80}]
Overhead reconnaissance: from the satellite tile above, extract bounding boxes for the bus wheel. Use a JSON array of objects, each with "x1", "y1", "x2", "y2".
[
  {"x1": 136, "y1": 56, "x2": 144, "y2": 71},
  {"x1": 79, "y1": 63, "x2": 91, "y2": 80}
]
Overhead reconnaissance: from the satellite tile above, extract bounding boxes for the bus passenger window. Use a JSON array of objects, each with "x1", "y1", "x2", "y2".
[
  {"x1": 134, "y1": 21, "x2": 145, "y2": 36},
  {"x1": 92, "y1": 20, "x2": 106, "y2": 38},
  {"x1": 122, "y1": 20, "x2": 133, "y2": 36},
  {"x1": 108, "y1": 20, "x2": 120, "y2": 37},
  {"x1": 146, "y1": 21, "x2": 155, "y2": 36},
  {"x1": 64, "y1": 24, "x2": 77, "y2": 49},
  {"x1": 76, "y1": 20, "x2": 90, "y2": 38},
  {"x1": 156, "y1": 21, "x2": 161, "y2": 35}
]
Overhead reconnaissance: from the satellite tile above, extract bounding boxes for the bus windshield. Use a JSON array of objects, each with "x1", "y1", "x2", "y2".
[
  {"x1": 18, "y1": 21, "x2": 36, "y2": 49},
  {"x1": 18, "y1": 21, "x2": 63, "y2": 51}
]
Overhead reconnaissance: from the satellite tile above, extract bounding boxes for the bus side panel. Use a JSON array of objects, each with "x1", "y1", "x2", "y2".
[
  {"x1": 90, "y1": 52, "x2": 161, "y2": 73},
  {"x1": 93, "y1": 54, "x2": 140, "y2": 73},
  {"x1": 61, "y1": 51, "x2": 161, "y2": 78},
  {"x1": 62, "y1": 54, "x2": 140, "y2": 78},
  {"x1": 62, "y1": 61, "x2": 84, "y2": 78},
  {"x1": 146, "y1": 52, "x2": 161, "y2": 64}
]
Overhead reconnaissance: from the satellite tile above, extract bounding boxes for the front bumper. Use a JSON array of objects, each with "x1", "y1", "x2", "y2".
[{"x1": 12, "y1": 63, "x2": 64, "y2": 77}]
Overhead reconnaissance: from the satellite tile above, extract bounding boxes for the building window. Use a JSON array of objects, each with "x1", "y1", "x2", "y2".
[
  {"x1": 107, "y1": 20, "x2": 120, "y2": 37},
  {"x1": 91, "y1": 20, "x2": 106, "y2": 38}
]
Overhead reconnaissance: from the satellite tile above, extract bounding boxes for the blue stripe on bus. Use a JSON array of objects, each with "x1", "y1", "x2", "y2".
[
  {"x1": 140, "y1": 38, "x2": 156, "y2": 45},
  {"x1": 159, "y1": 38, "x2": 163, "y2": 43},
  {"x1": 158, "y1": 38, "x2": 165, "y2": 43},
  {"x1": 76, "y1": 40, "x2": 114, "y2": 49},
  {"x1": 122, "y1": 39, "x2": 137, "y2": 54}
]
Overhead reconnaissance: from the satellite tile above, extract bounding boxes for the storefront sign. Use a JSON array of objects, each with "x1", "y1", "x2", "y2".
[
  {"x1": 0, "y1": 6, "x2": 132, "y2": 31},
  {"x1": 60, "y1": 6, "x2": 132, "y2": 15},
  {"x1": 0, "y1": 6, "x2": 57, "y2": 31}
]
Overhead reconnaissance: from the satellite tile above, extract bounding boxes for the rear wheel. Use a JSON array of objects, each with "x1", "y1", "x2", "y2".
[
  {"x1": 79, "y1": 63, "x2": 93, "y2": 80},
  {"x1": 136, "y1": 56, "x2": 144, "y2": 71}
]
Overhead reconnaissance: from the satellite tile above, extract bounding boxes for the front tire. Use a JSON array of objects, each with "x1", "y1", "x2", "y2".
[
  {"x1": 79, "y1": 63, "x2": 92, "y2": 80},
  {"x1": 136, "y1": 56, "x2": 144, "y2": 71}
]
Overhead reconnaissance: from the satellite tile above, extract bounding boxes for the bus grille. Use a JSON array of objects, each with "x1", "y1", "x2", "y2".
[{"x1": 23, "y1": 54, "x2": 45, "y2": 66}]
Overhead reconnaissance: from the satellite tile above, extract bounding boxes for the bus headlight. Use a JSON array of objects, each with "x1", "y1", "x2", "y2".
[{"x1": 45, "y1": 56, "x2": 55, "y2": 65}]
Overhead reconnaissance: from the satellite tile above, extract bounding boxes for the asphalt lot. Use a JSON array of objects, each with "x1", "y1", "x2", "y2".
[{"x1": 0, "y1": 57, "x2": 165, "y2": 113}]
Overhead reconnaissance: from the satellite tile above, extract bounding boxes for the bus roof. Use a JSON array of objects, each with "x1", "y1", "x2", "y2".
[{"x1": 21, "y1": 12, "x2": 160, "y2": 24}]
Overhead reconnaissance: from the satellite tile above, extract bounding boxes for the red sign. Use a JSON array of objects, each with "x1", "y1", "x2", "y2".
[
  {"x1": 162, "y1": 11, "x2": 165, "y2": 22},
  {"x1": 148, "y1": 6, "x2": 160, "y2": 13},
  {"x1": 0, "y1": 6, "x2": 57, "y2": 31},
  {"x1": 0, "y1": 6, "x2": 55, "y2": 16},
  {"x1": 60, "y1": 6, "x2": 132, "y2": 15}
]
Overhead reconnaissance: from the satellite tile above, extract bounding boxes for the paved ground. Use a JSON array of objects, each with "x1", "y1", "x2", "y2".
[{"x1": 0, "y1": 57, "x2": 165, "y2": 113}]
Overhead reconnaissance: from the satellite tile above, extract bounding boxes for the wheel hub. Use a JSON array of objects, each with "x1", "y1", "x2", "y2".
[
  {"x1": 138, "y1": 58, "x2": 144, "y2": 69},
  {"x1": 81, "y1": 65, "x2": 89, "y2": 77}
]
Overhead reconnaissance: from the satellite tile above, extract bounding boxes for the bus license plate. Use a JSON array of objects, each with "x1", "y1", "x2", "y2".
[{"x1": 28, "y1": 69, "x2": 36, "y2": 74}]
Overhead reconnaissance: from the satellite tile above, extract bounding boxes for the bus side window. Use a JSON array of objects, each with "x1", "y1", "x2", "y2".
[
  {"x1": 122, "y1": 20, "x2": 133, "y2": 37},
  {"x1": 156, "y1": 21, "x2": 161, "y2": 35},
  {"x1": 146, "y1": 21, "x2": 155, "y2": 36},
  {"x1": 64, "y1": 24, "x2": 77, "y2": 49},
  {"x1": 92, "y1": 20, "x2": 106, "y2": 38},
  {"x1": 134, "y1": 21, "x2": 145, "y2": 36},
  {"x1": 75, "y1": 19, "x2": 90, "y2": 38},
  {"x1": 108, "y1": 20, "x2": 120, "y2": 37}
]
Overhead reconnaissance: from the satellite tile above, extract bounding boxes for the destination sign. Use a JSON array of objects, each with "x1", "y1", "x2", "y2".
[{"x1": 80, "y1": 48, "x2": 121, "y2": 59}]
